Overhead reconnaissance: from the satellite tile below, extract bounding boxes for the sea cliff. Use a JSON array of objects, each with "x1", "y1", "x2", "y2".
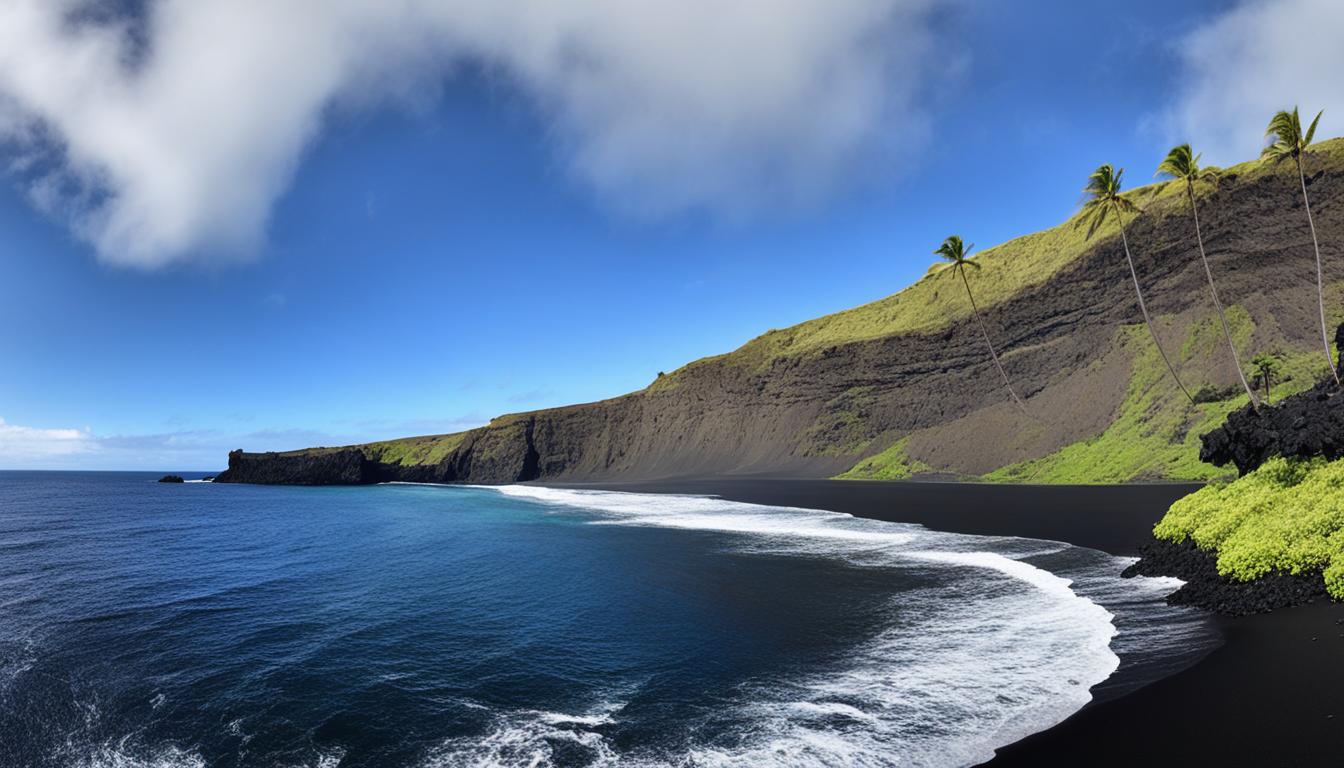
[{"x1": 216, "y1": 141, "x2": 1344, "y2": 486}]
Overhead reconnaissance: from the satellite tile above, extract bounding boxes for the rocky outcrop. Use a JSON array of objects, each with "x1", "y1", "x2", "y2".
[
  {"x1": 157, "y1": 475, "x2": 185, "y2": 483},
  {"x1": 214, "y1": 448, "x2": 375, "y2": 485},
  {"x1": 1200, "y1": 326, "x2": 1344, "y2": 475},
  {"x1": 214, "y1": 418, "x2": 548, "y2": 485},
  {"x1": 217, "y1": 153, "x2": 1344, "y2": 486},
  {"x1": 1123, "y1": 539, "x2": 1326, "y2": 615}
]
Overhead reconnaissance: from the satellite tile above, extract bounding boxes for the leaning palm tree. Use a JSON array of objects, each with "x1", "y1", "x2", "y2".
[
  {"x1": 1263, "y1": 107, "x2": 1339, "y2": 386},
  {"x1": 932, "y1": 235, "x2": 1028, "y2": 413},
  {"x1": 1157, "y1": 144, "x2": 1258, "y2": 410},
  {"x1": 1079, "y1": 164, "x2": 1196, "y2": 405}
]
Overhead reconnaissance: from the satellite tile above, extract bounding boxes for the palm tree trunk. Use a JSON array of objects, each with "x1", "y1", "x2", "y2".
[
  {"x1": 1188, "y1": 184, "x2": 1258, "y2": 410},
  {"x1": 958, "y1": 265, "x2": 1028, "y2": 414},
  {"x1": 1297, "y1": 156, "x2": 1340, "y2": 386},
  {"x1": 1113, "y1": 200, "x2": 1196, "y2": 405}
]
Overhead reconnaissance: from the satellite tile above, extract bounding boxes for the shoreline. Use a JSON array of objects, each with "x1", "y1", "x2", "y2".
[{"x1": 553, "y1": 475, "x2": 1344, "y2": 766}]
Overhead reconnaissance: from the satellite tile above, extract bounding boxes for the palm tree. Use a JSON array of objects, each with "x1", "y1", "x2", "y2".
[
  {"x1": 1263, "y1": 108, "x2": 1338, "y2": 386},
  {"x1": 932, "y1": 235, "x2": 1028, "y2": 413},
  {"x1": 1157, "y1": 144, "x2": 1259, "y2": 410},
  {"x1": 1249, "y1": 352, "x2": 1282, "y2": 403},
  {"x1": 1079, "y1": 164, "x2": 1196, "y2": 405}
]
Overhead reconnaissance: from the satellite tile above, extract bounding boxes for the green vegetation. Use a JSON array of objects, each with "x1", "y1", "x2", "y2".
[
  {"x1": 983, "y1": 311, "x2": 1320, "y2": 484},
  {"x1": 1154, "y1": 456, "x2": 1344, "y2": 599},
  {"x1": 1249, "y1": 352, "x2": 1283, "y2": 403},
  {"x1": 1158, "y1": 143, "x2": 1259, "y2": 408},
  {"x1": 835, "y1": 437, "x2": 931, "y2": 480},
  {"x1": 1264, "y1": 107, "x2": 1339, "y2": 385},
  {"x1": 930, "y1": 235, "x2": 1027, "y2": 413},
  {"x1": 363, "y1": 433, "x2": 467, "y2": 466},
  {"x1": 986, "y1": 325, "x2": 1236, "y2": 483}
]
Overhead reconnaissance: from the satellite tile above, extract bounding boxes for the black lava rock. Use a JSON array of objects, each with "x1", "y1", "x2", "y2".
[
  {"x1": 157, "y1": 475, "x2": 185, "y2": 483},
  {"x1": 1123, "y1": 539, "x2": 1325, "y2": 616},
  {"x1": 1199, "y1": 324, "x2": 1344, "y2": 475}
]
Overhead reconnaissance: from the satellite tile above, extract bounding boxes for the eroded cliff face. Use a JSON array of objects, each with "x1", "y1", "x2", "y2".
[{"x1": 215, "y1": 154, "x2": 1344, "y2": 486}]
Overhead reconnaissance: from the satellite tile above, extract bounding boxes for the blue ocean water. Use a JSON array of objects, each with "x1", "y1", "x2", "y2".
[{"x1": 0, "y1": 472, "x2": 1217, "y2": 767}]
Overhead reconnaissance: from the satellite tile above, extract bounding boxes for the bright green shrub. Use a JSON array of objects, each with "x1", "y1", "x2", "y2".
[
  {"x1": 1154, "y1": 456, "x2": 1344, "y2": 598},
  {"x1": 1325, "y1": 560, "x2": 1344, "y2": 597}
]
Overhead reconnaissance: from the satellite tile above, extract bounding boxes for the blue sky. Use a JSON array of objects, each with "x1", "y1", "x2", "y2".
[{"x1": 1, "y1": 0, "x2": 1338, "y2": 469}]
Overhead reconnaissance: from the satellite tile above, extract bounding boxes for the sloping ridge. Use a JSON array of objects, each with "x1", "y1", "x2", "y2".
[{"x1": 215, "y1": 140, "x2": 1344, "y2": 485}]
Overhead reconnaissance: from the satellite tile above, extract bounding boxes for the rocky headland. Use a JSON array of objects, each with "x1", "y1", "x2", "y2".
[{"x1": 1128, "y1": 329, "x2": 1344, "y2": 614}]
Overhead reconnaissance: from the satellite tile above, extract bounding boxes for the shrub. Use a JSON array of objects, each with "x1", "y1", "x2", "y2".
[{"x1": 1154, "y1": 456, "x2": 1344, "y2": 598}]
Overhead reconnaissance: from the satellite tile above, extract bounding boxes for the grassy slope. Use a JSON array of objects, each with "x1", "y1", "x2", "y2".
[
  {"x1": 1155, "y1": 456, "x2": 1344, "y2": 598},
  {"x1": 656, "y1": 139, "x2": 1344, "y2": 386},
  {"x1": 321, "y1": 140, "x2": 1344, "y2": 478},
  {"x1": 980, "y1": 310, "x2": 1320, "y2": 484},
  {"x1": 835, "y1": 437, "x2": 932, "y2": 481},
  {"x1": 835, "y1": 142, "x2": 1344, "y2": 483}
]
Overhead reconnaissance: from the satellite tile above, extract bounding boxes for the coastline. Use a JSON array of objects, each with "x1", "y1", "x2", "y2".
[{"x1": 555, "y1": 475, "x2": 1344, "y2": 766}]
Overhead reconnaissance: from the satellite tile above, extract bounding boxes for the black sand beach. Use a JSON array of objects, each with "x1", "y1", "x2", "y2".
[{"x1": 567, "y1": 477, "x2": 1344, "y2": 766}]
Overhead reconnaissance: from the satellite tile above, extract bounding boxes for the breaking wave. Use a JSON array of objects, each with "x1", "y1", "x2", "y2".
[{"x1": 410, "y1": 485, "x2": 1215, "y2": 767}]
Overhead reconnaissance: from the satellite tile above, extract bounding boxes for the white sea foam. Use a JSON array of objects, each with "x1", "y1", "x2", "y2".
[
  {"x1": 430, "y1": 484, "x2": 1204, "y2": 768},
  {"x1": 419, "y1": 707, "x2": 620, "y2": 768},
  {"x1": 62, "y1": 740, "x2": 206, "y2": 768}
]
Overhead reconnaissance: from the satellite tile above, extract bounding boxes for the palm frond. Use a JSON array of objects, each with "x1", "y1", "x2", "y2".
[
  {"x1": 1083, "y1": 164, "x2": 1122, "y2": 202},
  {"x1": 1156, "y1": 144, "x2": 1197, "y2": 181},
  {"x1": 1306, "y1": 109, "x2": 1323, "y2": 146},
  {"x1": 1263, "y1": 108, "x2": 1303, "y2": 159},
  {"x1": 1078, "y1": 199, "x2": 1110, "y2": 238},
  {"x1": 933, "y1": 235, "x2": 970, "y2": 262}
]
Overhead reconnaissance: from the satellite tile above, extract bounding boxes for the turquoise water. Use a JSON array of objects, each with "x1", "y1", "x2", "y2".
[{"x1": 0, "y1": 472, "x2": 1216, "y2": 767}]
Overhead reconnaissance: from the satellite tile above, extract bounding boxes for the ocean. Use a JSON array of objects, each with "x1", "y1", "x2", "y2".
[{"x1": 0, "y1": 472, "x2": 1217, "y2": 767}]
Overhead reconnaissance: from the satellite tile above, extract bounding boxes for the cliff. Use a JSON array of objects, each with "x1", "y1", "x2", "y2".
[{"x1": 215, "y1": 140, "x2": 1344, "y2": 486}]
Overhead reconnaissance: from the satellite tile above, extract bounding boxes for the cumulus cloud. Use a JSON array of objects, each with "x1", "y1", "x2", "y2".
[
  {"x1": 1162, "y1": 0, "x2": 1344, "y2": 165},
  {"x1": 0, "y1": 417, "x2": 94, "y2": 460},
  {"x1": 0, "y1": 0, "x2": 944, "y2": 267}
]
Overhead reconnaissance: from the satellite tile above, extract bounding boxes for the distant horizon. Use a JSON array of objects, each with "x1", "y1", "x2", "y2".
[{"x1": 3, "y1": 0, "x2": 1342, "y2": 470}]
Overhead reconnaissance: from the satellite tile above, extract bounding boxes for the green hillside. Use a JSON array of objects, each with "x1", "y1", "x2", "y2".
[{"x1": 659, "y1": 140, "x2": 1344, "y2": 382}]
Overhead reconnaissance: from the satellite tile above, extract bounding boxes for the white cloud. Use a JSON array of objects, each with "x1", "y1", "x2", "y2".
[
  {"x1": 0, "y1": 417, "x2": 95, "y2": 460},
  {"x1": 1162, "y1": 0, "x2": 1344, "y2": 166},
  {"x1": 0, "y1": 0, "x2": 944, "y2": 267}
]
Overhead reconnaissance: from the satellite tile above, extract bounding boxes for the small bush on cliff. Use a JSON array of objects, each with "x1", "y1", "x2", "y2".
[{"x1": 1154, "y1": 456, "x2": 1344, "y2": 597}]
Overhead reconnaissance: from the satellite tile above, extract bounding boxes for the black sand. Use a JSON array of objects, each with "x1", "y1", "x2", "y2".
[{"x1": 563, "y1": 476, "x2": 1344, "y2": 767}]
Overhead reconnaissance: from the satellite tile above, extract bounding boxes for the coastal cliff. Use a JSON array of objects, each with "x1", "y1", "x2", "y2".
[{"x1": 216, "y1": 141, "x2": 1344, "y2": 486}]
